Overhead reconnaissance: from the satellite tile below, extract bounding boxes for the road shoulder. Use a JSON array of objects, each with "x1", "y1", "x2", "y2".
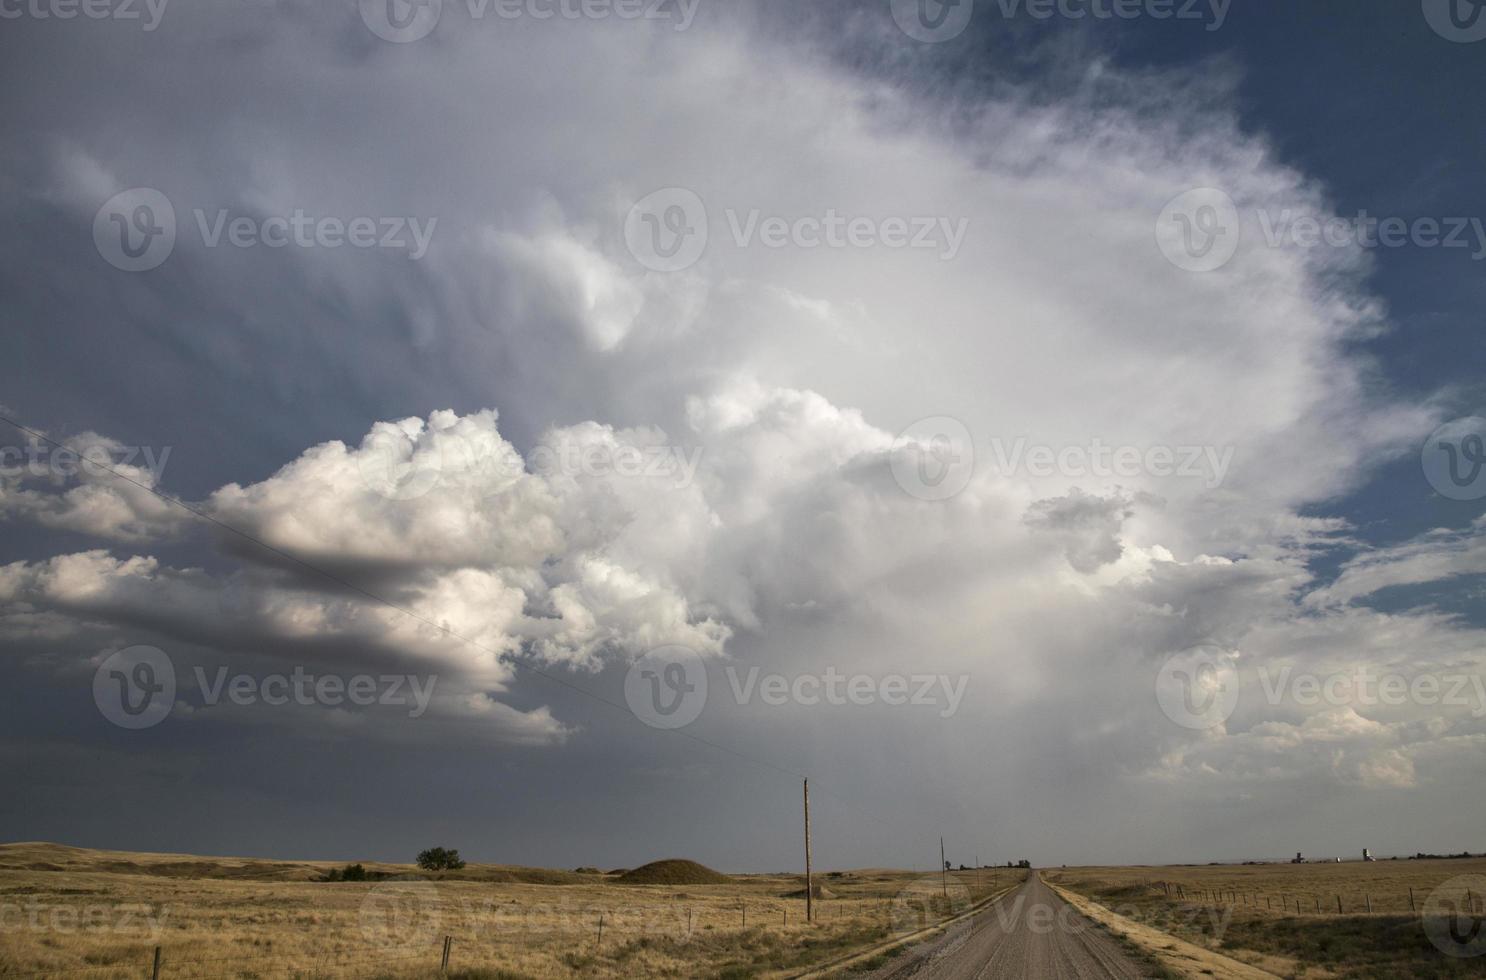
[{"x1": 1044, "y1": 879, "x2": 1281, "y2": 980}]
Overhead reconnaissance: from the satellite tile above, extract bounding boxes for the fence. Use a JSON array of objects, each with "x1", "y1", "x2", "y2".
[{"x1": 1131, "y1": 877, "x2": 1484, "y2": 916}]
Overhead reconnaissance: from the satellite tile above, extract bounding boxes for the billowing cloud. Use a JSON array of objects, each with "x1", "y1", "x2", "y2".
[
  {"x1": 0, "y1": 0, "x2": 1478, "y2": 863},
  {"x1": 0, "y1": 432, "x2": 181, "y2": 542}
]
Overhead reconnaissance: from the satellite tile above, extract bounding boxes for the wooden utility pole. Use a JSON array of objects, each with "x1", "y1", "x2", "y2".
[
  {"x1": 803, "y1": 779, "x2": 813, "y2": 924},
  {"x1": 940, "y1": 837, "x2": 948, "y2": 898}
]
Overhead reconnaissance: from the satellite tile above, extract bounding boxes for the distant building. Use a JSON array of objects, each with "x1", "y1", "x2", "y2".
[
  {"x1": 1292, "y1": 852, "x2": 1305, "y2": 864},
  {"x1": 1363, "y1": 848, "x2": 1376, "y2": 862}
]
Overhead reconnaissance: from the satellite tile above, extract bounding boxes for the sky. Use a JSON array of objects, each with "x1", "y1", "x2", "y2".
[{"x1": 1, "y1": 0, "x2": 1484, "y2": 872}]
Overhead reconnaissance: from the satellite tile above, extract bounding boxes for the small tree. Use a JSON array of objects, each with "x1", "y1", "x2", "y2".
[{"x1": 416, "y1": 847, "x2": 466, "y2": 872}]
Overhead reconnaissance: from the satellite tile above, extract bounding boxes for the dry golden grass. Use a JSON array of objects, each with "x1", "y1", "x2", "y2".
[
  {"x1": 1048, "y1": 858, "x2": 1486, "y2": 915},
  {"x1": 1046, "y1": 859, "x2": 1486, "y2": 979},
  {"x1": 0, "y1": 844, "x2": 1023, "y2": 979}
]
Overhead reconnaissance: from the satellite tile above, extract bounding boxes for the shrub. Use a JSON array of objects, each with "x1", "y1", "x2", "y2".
[
  {"x1": 416, "y1": 847, "x2": 467, "y2": 872},
  {"x1": 320, "y1": 863, "x2": 369, "y2": 882}
]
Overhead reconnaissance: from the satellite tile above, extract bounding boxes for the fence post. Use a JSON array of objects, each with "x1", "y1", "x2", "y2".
[
  {"x1": 1366, "y1": 894, "x2": 1371, "y2": 914},
  {"x1": 440, "y1": 936, "x2": 451, "y2": 974},
  {"x1": 597, "y1": 914, "x2": 604, "y2": 947},
  {"x1": 1337, "y1": 895, "x2": 1342, "y2": 914},
  {"x1": 1314, "y1": 896, "x2": 1320, "y2": 913},
  {"x1": 151, "y1": 946, "x2": 162, "y2": 980},
  {"x1": 1409, "y1": 887, "x2": 1415, "y2": 912}
]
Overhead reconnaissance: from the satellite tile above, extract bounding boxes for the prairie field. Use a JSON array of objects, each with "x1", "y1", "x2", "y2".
[
  {"x1": 0, "y1": 844, "x2": 1022, "y2": 980},
  {"x1": 1046, "y1": 859, "x2": 1486, "y2": 979}
]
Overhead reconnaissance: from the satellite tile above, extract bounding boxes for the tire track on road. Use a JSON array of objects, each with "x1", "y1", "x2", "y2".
[{"x1": 858, "y1": 874, "x2": 1148, "y2": 980}]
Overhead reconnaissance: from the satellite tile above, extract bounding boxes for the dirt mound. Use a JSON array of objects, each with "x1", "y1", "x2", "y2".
[{"x1": 616, "y1": 860, "x2": 731, "y2": 886}]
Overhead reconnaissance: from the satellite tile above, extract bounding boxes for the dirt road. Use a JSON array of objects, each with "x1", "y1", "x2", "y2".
[{"x1": 859, "y1": 874, "x2": 1151, "y2": 979}]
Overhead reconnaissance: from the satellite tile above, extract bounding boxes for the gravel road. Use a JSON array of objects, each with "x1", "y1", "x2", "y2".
[{"x1": 857, "y1": 874, "x2": 1152, "y2": 979}]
